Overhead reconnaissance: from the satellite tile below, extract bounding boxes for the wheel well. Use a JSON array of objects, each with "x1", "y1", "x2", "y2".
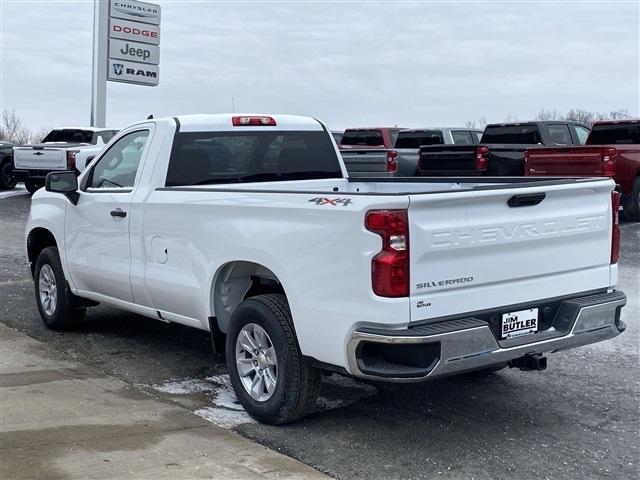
[
  {"x1": 27, "y1": 228, "x2": 57, "y2": 275},
  {"x1": 211, "y1": 261, "x2": 285, "y2": 334}
]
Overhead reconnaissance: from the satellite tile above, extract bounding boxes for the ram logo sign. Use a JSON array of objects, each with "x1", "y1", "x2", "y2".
[{"x1": 107, "y1": 59, "x2": 159, "y2": 86}]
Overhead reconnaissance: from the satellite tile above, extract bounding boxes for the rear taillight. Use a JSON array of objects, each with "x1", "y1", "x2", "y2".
[
  {"x1": 523, "y1": 150, "x2": 531, "y2": 175},
  {"x1": 365, "y1": 209, "x2": 409, "y2": 297},
  {"x1": 232, "y1": 116, "x2": 276, "y2": 126},
  {"x1": 602, "y1": 148, "x2": 617, "y2": 176},
  {"x1": 386, "y1": 150, "x2": 398, "y2": 173},
  {"x1": 66, "y1": 150, "x2": 78, "y2": 170},
  {"x1": 611, "y1": 191, "x2": 620, "y2": 264},
  {"x1": 475, "y1": 146, "x2": 489, "y2": 172}
]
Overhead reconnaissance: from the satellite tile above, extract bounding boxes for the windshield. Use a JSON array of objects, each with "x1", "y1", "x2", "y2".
[
  {"x1": 481, "y1": 125, "x2": 541, "y2": 144},
  {"x1": 587, "y1": 123, "x2": 640, "y2": 145},
  {"x1": 42, "y1": 129, "x2": 95, "y2": 144},
  {"x1": 166, "y1": 130, "x2": 342, "y2": 186}
]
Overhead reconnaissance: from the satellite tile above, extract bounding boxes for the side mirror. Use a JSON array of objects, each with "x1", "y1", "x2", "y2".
[{"x1": 45, "y1": 171, "x2": 79, "y2": 205}]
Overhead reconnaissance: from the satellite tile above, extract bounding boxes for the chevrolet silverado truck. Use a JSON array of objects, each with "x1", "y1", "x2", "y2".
[
  {"x1": 13, "y1": 127, "x2": 117, "y2": 193},
  {"x1": 26, "y1": 113, "x2": 626, "y2": 424},
  {"x1": 0, "y1": 140, "x2": 16, "y2": 190},
  {"x1": 418, "y1": 121, "x2": 591, "y2": 177},
  {"x1": 341, "y1": 127, "x2": 482, "y2": 177},
  {"x1": 525, "y1": 119, "x2": 640, "y2": 221}
]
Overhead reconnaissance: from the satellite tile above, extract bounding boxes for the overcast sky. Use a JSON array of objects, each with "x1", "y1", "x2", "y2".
[{"x1": 1, "y1": 1, "x2": 638, "y2": 131}]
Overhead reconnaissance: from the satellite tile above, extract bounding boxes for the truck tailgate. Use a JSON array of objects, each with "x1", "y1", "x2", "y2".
[
  {"x1": 526, "y1": 146, "x2": 611, "y2": 176},
  {"x1": 13, "y1": 146, "x2": 67, "y2": 170},
  {"x1": 408, "y1": 180, "x2": 614, "y2": 322},
  {"x1": 419, "y1": 145, "x2": 476, "y2": 173},
  {"x1": 340, "y1": 149, "x2": 389, "y2": 176}
]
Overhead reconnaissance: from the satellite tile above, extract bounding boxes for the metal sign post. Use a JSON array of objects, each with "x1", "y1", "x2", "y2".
[
  {"x1": 91, "y1": 0, "x2": 161, "y2": 127},
  {"x1": 90, "y1": 0, "x2": 109, "y2": 127}
]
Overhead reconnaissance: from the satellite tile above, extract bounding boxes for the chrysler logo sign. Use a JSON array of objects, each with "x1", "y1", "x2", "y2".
[{"x1": 110, "y1": 0, "x2": 161, "y2": 25}]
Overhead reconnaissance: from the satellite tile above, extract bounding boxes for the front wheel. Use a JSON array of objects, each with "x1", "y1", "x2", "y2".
[
  {"x1": 226, "y1": 294, "x2": 321, "y2": 425},
  {"x1": 0, "y1": 160, "x2": 17, "y2": 190},
  {"x1": 34, "y1": 247, "x2": 85, "y2": 330}
]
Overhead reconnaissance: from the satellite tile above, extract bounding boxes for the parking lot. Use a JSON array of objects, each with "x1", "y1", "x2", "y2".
[{"x1": 1, "y1": 190, "x2": 638, "y2": 479}]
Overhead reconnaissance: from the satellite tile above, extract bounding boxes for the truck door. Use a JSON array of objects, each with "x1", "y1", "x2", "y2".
[{"x1": 65, "y1": 128, "x2": 152, "y2": 302}]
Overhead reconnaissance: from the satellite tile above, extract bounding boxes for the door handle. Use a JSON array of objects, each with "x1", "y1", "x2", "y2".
[{"x1": 110, "y1": 208, "x2": 127, "y2": 218}]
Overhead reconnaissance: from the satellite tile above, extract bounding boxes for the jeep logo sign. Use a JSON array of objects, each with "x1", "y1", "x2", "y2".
[
  {"x1": 109, "y1": 18, "x2": 160, "y2": 45},
  {"x1": 108, "y1": 59, "x2": 159, "y2": 86},
  {"x1": 109, "y1": 38, "x2": 159, "y2": 65},
  {"x1": 110, "y1": 0, "x2": 161, "y2": 25}
]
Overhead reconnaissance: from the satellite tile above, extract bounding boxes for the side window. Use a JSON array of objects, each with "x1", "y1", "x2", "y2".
[
  {"x1": 546, "y1": 124, "x2": 572, "y2": 145},
  {"x1": 451, "y1": 131, "x2": 474, "y2": 145},
  {"x1": 574, "y1": 125, "x2": 590, "y2": 144},
  {"x1": 88, "y1": 130, "x2": 149, "y2": 189},
  {"x1": 98, "y1": 131, "x2": 116, "y2": 144},
  {"x1": 472, "y1": 131, "x2": 483, "y2": 143}
]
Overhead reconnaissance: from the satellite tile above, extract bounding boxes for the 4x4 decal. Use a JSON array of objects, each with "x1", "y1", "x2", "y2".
[{"x1": 308, "y1": 197, "x2": 353, "y2": 207}]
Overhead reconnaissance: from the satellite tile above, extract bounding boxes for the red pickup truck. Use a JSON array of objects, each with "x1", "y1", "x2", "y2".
[{"x1": 525, "y1": 119, "x2": 640, "y2": 221}]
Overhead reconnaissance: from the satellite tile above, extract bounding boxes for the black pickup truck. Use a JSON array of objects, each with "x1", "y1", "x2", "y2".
[{"x1": 417, "y1": 121, "x2": 591, "y2": 176}]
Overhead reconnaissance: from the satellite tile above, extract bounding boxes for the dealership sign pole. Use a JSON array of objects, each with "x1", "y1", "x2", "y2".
[{"x1": 91, "y1": 0, "x2": 161, "y2": 127}]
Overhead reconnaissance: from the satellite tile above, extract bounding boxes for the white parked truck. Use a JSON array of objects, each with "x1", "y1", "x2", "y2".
[
  {"x1": 13, "y1": 127, "x2": 117, "y2": 193},
  {"x1": 26, "y1": 114, "x2": 626, "y2": 424}
]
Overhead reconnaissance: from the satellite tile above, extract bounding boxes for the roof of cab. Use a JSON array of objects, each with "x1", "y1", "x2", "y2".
[
  {"x1": 592, "y1": 118, "x2": 639, "y2": 125},
  {"x1": 174, "y1": 113, "x2": 325, "y2": 132}
]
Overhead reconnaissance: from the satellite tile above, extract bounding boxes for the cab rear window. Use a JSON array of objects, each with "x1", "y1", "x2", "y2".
[
  {"x1": 340, "y1": 130, "x2": 384, "y2": 147},
  {"x1": 42, "y1": 129, "x2": 95, "y2": 144},
  {"x1": 587, "y1": 123, "x2": 640, "y2": 144},
  {"x1": 165, "y1": 131, "x2": 342, "y2": 186},
  {"x1": 481, "y1": 125, "x2": 542, "y2": 144},
  {"x1": 394, "y1": 130, "x2": 444, "y2": 148}
]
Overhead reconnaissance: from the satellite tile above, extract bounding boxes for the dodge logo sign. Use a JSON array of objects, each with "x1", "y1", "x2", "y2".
[{"x1": 112, "y1": 63, "x2": 124, "y2": 75}]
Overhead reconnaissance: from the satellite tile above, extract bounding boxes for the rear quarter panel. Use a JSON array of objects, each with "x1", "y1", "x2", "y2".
[{"x1": 135, "y1": 188, "x2": 411, "y2": 369}]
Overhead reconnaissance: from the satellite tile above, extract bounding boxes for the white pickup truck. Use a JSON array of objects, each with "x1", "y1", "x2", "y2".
[
  {"x1": 13, "y1": 127, "x2": 117, "y2": 193},
  {"x1": 26, "y1": 114, "x2": 626, "y2": 424}
]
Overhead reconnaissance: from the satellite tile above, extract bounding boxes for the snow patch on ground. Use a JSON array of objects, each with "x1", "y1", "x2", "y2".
[
  {"x1": 152, "y1": 378, "x2": 216, "y2": 395},
  {"x1": 149, "y1": 372, "x2": 379, "y2": 428},
  {"x1": 194, "y1": 407, "x2": 255, "y2": 429}
]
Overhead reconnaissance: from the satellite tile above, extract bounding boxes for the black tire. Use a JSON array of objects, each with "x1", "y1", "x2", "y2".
[
  {"x1": 622, "y1": 177, "x2": 640, "y2": 222},
  {"x1": 24, "y1": 180, "x2": 41, "y2": 194},
  {"x1": 226, "y1": 294, "x2": 321, "y2": 425},
  {"x1": 34, "y1": 247, "x2": 86, "y2": 330},
  {"x1": 0, "y1": 159, "x2": 17, "y2": 190}
]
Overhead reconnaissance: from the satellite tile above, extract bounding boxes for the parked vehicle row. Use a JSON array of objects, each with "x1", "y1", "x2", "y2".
[
  {"x1": 10, "y1": 127, "x2": 117, "y2": 192},
  {"x1": 340, "y1": 127, "x2": 482, "y2": 177},
  {"x1": 524, "y1": 119, "x2": 640, "y2": 221},
  {"x1": 26, "y1": 113, "x2": 627, "y2": 425}
]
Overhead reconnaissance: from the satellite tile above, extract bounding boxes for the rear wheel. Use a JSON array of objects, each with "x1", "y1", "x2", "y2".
[
  {"x1": 226, "y1": 294, "x2": 321, "y2": 424},
  {"x1": 25, "y1": 180, "x2": 41, "y2": 194},
  {"x1": 34, "y1": 247, "x2": 85, "y2": 330},
  {"x1": 622, "y1": 177, "x2": 640, "y2": 222},
  {"x1": 0, "y1": 159, "x2": 16, "y2": 190}
]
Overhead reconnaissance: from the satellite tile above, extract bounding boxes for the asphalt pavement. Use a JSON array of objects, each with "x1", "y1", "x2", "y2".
[{"x1": 1, "y1": 192, "x2": 638, "y2": 480}]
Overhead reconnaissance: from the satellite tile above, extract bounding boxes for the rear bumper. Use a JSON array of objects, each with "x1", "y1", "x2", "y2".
[
  {"x1": 12, "y1": 169, "x2": 50, "y2": 182},
  {"x1": 346, "y1": 291, "x2": 626, "y2": 382}
]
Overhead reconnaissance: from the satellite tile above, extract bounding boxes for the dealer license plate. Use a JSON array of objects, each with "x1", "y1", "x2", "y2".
[{"x1": 501, "y1": 308, "x2": 539, "y2": 339}]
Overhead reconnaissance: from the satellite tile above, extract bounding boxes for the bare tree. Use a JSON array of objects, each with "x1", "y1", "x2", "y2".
[
  {"x1": 0, "y1": 110, "x2": 49, "y2": 144},
  {"x1": 535, "y1": 109, "x2": 562, "y2": 121},
  {"x1": 464, "y1": 116, "x2": 488, "y2": 129}
]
